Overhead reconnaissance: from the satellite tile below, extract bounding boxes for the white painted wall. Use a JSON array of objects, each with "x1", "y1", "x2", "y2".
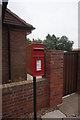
[{"x1": 27, "y1": 74, "x2": 42, "y2": 80}]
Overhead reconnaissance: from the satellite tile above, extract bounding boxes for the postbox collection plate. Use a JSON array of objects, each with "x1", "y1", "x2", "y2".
[{"x1": 36, "y1": 60, "x2": 41, "y2": 71}]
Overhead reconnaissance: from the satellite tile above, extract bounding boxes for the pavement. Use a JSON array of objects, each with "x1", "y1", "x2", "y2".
[
  {"x1": 42, "y1": 110, "x2": 66, "y2": 119},
  {"x1": 58, "y1": 93, "x2": 78, "y2": 117},
  {"x1": 42, "y1": 93, "x2": 79, "y2": 119}
]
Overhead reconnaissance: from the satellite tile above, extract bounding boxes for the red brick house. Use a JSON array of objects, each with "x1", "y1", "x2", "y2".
[{"x1": 2, "y1": 8, "x2": 35, "y2": 84}]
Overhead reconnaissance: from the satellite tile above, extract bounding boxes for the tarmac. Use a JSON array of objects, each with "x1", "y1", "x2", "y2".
[{"x1": 42, "y1": 93, "x2": 79, "y2": 119}]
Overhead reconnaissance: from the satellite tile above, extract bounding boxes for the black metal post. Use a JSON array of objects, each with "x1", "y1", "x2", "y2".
[{"x1": 33, "y1": 77, "x2": 37, "y2": 120}]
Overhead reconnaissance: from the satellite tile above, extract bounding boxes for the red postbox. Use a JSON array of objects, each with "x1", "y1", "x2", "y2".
[{"x1": 26, "y1": 43, "x2": 44, "y2": 77}]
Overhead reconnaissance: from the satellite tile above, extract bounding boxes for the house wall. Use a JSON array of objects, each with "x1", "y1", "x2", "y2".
[
  {"x1": 10, "y1": 28, "x2": 27, "y2": 81},
  {"x1": 2, "y1": 26, "x2": 27, "y2": 83},
  {"x1": 2, "y1": 26, "x2": 9, "y2": 83}
]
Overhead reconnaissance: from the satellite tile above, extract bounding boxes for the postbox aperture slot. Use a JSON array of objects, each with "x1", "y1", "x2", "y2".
[{"x1": 33, "y1": 48, "x2": 44, "y2": 51}]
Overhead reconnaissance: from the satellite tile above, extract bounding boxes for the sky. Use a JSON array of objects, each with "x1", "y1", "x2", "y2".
[{"x1": 7, "y1": 0, "x2": 79, "y2": 49}]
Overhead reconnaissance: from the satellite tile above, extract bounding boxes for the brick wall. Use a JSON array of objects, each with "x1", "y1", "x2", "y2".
[
  {"x1": 45, "y1": 50, "x2": 64, "y2": 108},
  {"x1": 2, "y1": 26, "x2": 28, "y2": 83},
  {"x1": 2, "y1": 50, "x2": 64, "y2": 118},
  {"x1": 2, "y1": 78, "x2": 49, "y2": 118}
]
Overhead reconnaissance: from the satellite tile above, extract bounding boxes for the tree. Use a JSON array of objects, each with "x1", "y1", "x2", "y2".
[
  {"x1": 43, "y1": 34, "x2": 58, "y2": 50},
  {"x1": 43, "y1": 34, "x2": 74, "y2": 51},
  {"x1": 26, "y1": 34, "x2": 74, "y2": 51},
  {"x1": 32, "y1": 38, "x2": 43, "y2": 43},
  {"x1": 26, "y1": 38, "x2": 43, "y2": 46},
  {"x1": 57, "y1": 36, "x2": 74, "y2": 51},
  {"x1": 26, "y1": 38, "x2": 32, "y2": 45}
]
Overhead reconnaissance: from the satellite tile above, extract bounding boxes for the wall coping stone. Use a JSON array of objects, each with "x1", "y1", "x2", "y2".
[{"x1": 2, "y1": 78, "x2": 46, "y2": 89}]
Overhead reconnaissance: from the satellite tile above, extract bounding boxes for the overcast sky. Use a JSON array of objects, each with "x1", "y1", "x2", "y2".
[{"x1": 8, "y1": 0, "x2": 79, "y2": 48}]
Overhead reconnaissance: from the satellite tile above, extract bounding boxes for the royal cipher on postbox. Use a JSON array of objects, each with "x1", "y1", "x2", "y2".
[{"x1": 26, "y1": 43, "x2": 44, "y2": 77}]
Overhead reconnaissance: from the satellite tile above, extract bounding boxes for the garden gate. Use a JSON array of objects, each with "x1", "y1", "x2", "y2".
[{"x1": 63, "y1": 52, "x2": 79, "y2": 96}]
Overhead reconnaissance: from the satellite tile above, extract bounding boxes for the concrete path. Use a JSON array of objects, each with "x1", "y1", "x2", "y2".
[
  {"x1": 42, "y1": 110, "x2": 66, "y2": 120},
  {"x1": 58, "y1": 93, "x2": 78, "y2": 117},
  {"x1": 42, "y1": 93, "x2": 79, "y2": 119}
]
